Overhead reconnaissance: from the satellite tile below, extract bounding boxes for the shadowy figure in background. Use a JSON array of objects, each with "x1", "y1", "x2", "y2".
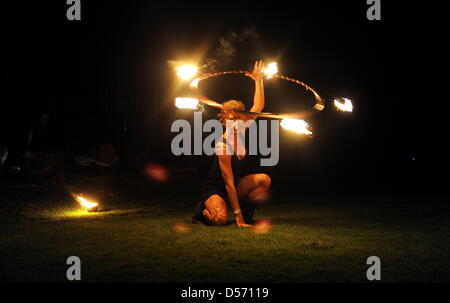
[{"x1": 22, "y1": 110, "x2": 69, "y2": 184}]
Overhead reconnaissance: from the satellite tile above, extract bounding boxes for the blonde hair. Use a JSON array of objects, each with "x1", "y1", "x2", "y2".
[{"x1": 217, "y1": 100, "x2": 251, "y2": 125}]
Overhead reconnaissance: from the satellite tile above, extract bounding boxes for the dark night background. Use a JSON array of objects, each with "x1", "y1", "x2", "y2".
[{"x1": 1, "y1": 1, "x2": 449, "y2": 196}]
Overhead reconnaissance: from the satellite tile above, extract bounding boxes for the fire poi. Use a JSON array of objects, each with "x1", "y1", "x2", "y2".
[
  {"x1": 334, "y1": 97, "x2": 353, "y2": 112},
  {"x1": 174, "y1": 62, "x2": 352, "y2": 136}
]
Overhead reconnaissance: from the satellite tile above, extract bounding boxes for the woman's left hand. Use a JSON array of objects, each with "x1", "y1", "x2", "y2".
[
  {"x1": 235, "y1": 214, "x2": 252, "y2": 228},
  {"x1": 245, "y1": 60, "x2": 265, "y2": 81}
]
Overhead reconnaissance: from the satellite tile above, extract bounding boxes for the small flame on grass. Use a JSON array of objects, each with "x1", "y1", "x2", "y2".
[{"x1": 75, "y1": 195, "x2": 98, "y2": 211}]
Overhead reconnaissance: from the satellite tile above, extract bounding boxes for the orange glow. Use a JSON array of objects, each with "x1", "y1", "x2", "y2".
[
  {"x1": 252, "y1": 219, "x2": 272, "y2": 234},
  {"x1": 173, "y1": 222, "x2": 191, "y2": 233},
  {"x1": 145, "y1": 163, "x2": 170, "y2": 183}
]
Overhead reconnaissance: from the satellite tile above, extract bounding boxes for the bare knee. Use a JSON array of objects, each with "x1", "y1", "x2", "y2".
[
  {"x1": 247, "y1": 174, "x2": 271, "y2": 204},
  {"x1": 203, "y1": 195, "x2": 228, "y2": 226},
  {"x1": 257, "y1": 173, "x2": 271, "y2": 189}
]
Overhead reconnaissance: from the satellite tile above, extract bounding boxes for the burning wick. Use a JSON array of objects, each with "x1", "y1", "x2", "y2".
[
  {"x1": 280, "y1": 119, "x2": 312, "y2": 135},
  {"x1": 177, "y1": 64, "x2": 198, "y2": 80},
  {"x1": 76, "y1": 195, "x2": 99, "y2": 212},
  {"x1": 334, "y1": 97, "x2": 353, "y2": 112},
  {"x1": 175, "y1": 97, "x2": 199, "y2": 110},
  {"x1": 264, "y1": 62, "x2": 278, "y2": 79}
]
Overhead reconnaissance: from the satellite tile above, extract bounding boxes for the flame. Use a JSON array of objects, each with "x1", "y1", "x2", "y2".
[
  {"x1": 264, "y1": 62, "x2": 278, "y2": 78},
  {"x1": 177, "y1": 65, "x2": 198, "y2": 80},
  {"x1": 334, "y1": 98, "x2": 353, "y2": 112},
  {"x1": 76, "y1": 195, "x2": 98, "y2": 210},
  {"x1": 280, "y1": 119, "x2": 312, "y2": 135},
  {"x1": 189, "y1": 78, "x2": 200, "y2": 88},
  {"x1": 175, "y1": 97, "x2": 199, "y2": 110}
]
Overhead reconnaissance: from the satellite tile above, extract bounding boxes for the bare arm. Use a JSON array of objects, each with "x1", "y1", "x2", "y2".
[
  {"x1": 216, "y1": 143, "x2": 251, "y2": 227},
  {"x1": 246, "y1": 60, "x2": 265, "y2": 113}
]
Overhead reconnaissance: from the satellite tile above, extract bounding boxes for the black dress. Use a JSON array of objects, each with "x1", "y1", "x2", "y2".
[
  {"x1": 200, "y1": 151, "x2": 249, "y2": 203},
  {"x1": 192, "y1": 143, "x2": 249, "y2": 223}
]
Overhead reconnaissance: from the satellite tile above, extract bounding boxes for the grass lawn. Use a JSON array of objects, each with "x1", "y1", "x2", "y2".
[{"x1": 1, "y1": 173, "x2": 449, "y2": 283}]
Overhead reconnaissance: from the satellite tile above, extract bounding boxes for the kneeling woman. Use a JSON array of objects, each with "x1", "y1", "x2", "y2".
[{"x1": 193, "y1": 61, "x2": 271, "y2": 227}]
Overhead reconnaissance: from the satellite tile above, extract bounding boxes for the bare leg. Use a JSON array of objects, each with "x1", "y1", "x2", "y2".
[
  {"x1": 237, "y1": 173, "x2": 271, "y2": 203},
  {"x1": 203, "y1": 194, "x2": 229, "y2": 226}
]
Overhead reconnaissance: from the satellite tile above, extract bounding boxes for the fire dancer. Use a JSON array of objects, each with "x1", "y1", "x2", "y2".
[{"x1": 193, "y1": 60, "x2": 271, "y2": 227}]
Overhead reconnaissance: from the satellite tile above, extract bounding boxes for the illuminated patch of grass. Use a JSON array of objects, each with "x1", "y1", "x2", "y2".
[{"x1": 1, "y1": 193, "x2": 450, "y2": 283}]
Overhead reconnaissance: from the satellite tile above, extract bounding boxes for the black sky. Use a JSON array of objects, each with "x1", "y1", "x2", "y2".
[{"x1": 2, "y1": 1, "x2": 449, "y2": 194}]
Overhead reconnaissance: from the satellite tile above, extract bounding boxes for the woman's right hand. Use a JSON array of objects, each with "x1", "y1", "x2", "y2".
[{"x1": 235, "y1": 214, "x2": 252, "y2": 228}]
